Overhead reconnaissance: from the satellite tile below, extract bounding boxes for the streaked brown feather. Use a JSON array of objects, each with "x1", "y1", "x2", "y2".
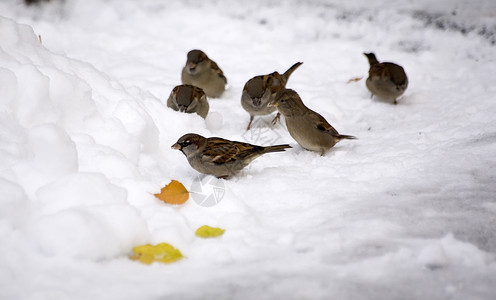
[
  {"x1": 210, "y1": 60, "x2": 227, "y2": 83},
  {"x1": 309, "y1": 111, "x2": 340, "y2": 136},
  {"x1": 203, "y1": 138, "x2": 264, "y2": 164}
]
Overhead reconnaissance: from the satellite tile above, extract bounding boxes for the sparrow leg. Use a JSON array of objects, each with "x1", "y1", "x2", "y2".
[
  {"x1": 320, "y1": 149, "x2": 326, "y2": 156},
  {"x1": 393, "y1": 98, "x2": 398, "y2": 105},
  {"x1": 271, "y1": 113, "x2": 281, "y2": 126},
  {"x1": 370, "y1": 93, "x2": 374, "y2": 99},
  {"x1": 247, "y1": 116, "x2": 254, "y2": 130}
]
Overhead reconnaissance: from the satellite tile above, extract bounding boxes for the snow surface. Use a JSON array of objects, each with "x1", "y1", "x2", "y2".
[{"x1": 1, "y1": 0, "x2": 496, "y2": 299}]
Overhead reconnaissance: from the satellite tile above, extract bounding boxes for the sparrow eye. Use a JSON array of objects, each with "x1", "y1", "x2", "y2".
[{"x1": 180, "y1": 140, "x2": 191, "y2": 147}]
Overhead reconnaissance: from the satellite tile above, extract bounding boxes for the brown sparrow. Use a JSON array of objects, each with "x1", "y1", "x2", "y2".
[
  {"x1": 171, "y1": 133, "x2": 291, "y2": 178},
  {"x1": 268, "y1": 89, "x2": 356, "y2": 156},
  {"x1": 167, "y1": 84, "x2": 209, "y2": 118},
  {"x1": 181, "y1": 50, "x2": 227, "y2": 98},
  {"x1": 241, "y1": 62, "x2": 303, "y2": 130},
  {"x1": 364, "y1": 53, "x2": 408, "y2": 104}
]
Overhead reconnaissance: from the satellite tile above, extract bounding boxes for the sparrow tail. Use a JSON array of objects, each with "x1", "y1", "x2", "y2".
[
  {"x1": 337, "y1": 134, "x2": 357, "y2": 140},
  {"x1": 262, "y1": 144, "x2": 292, "y2": 153},
  {"x1": 282, "y1": 62, "x2": 303, "y2": 84}
]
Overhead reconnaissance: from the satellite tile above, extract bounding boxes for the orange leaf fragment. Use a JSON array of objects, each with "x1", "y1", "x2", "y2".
[
  {"x1": 154, "y1": 180, "x2": 189, "y2": 205},
  {"x1": 346, "y1": 76, "x2": 363, "y2": 83}
]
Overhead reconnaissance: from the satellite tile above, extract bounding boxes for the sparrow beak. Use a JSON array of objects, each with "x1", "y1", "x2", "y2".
[
  {"x1": 171, "y1": 143, "x2": 182, "y2": 150},
  {"x1": 188, "y1": 63, "x2": 197, "y2": 72},
  {"x1": 267, "y1": 100, "x2": 278, "y2": 107},
  {"x1": 252, "y1": 98, "x2": 262, "y2": 106}
]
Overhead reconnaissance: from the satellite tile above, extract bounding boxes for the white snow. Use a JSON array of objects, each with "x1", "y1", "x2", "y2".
[{"x1": 1, "y1": 0, "x2": 496, "y2": 299}]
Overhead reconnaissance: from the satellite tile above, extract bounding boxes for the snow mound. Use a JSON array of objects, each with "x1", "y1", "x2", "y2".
[
  {"x1": 418, "y1": 234, "x2": 494, "y2": 269},
  {"x1": 0, "y1": 16, "x2": 152, "y2": 260}
]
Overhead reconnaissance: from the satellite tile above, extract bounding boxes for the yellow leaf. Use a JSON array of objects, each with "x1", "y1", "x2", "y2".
[
  {"x1": 154, "y1": 180, "x2": 189, "y2": 205},
  {"x1": 195, "y1": 225, "x2": 225, "y2": 238},
  {"x1": 130, "y1": 243, "x2": 183, "y2": 264}
]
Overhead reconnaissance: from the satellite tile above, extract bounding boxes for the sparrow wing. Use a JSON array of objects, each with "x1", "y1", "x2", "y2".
[
  {"x1": 309, "y1": 111, "x2": 340, "y2": 136},
  {"x1": 383, "y1": 62, "x2": 408, "y2": 86},
  {"x1": 210, "y1": 60, "x2": 227, "y2": 83},
  {"x1": 203, "y1": 138, "x2": 262, "y2": 164},
  {"x1": 268, "y1": 72, "x2": 282, "y2": 92}
]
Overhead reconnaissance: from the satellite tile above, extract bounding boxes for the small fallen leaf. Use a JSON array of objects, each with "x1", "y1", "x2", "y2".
[
  {"x1": 155, "y1": 180, "x2": 189, "y2": 205},
  {"x1": 130, "y1": 243, "x2": 183, "y2": 264},
  {"x1": 346, "y1": 76, "x2": 363, "y2": 83},
  {"x1": 195, "y1": 225, "x2": 225, "y2": 238}
]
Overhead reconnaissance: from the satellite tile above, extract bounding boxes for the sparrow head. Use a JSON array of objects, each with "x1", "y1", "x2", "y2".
[
  {"x1": 172, "y1": 133, "x2": 207, "y2": 157},
  {"x1": 186, "y1": 49, "x2": 209, "y2": 75},
  {"x1": 269, "y1": 88, "x2": 307, "y2": 116},
  {"x1": 244, "y1": 76, "x2": 272, "y2": 107},
  {"x1": 172, "y1": 85, "x2": 205, "y2": 113},
  {"x1": 363, "y1": 52, "x2": 379, "y2": 66}
]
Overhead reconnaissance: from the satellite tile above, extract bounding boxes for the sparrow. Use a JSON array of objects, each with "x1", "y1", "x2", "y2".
[
  {"x1": 167, "y1": 84, "x2": 209, "y2": 118},
  {"x1": 241, "y1": 62, "x2": 303, "y2": 130},
  {"x1": 181, "y1": 50, "x2": 227, "y2": 98},
  {"x1": 363, "y1": 53, "x2": 408, "y2": 104},
  {"x1": 171, "y1": 133, "x2": 291, "y2": 178},
  {"x1": 268, "y1": 89, "x2": 356, "y2": 156}
]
